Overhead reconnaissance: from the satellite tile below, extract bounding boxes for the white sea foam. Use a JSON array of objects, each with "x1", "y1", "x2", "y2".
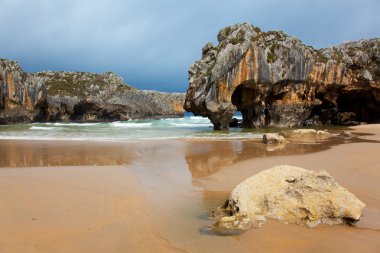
[
  {"x1": 30, "y1": 126, "x2": 56, "y2": 130},
  {"x1": 189, "y1": 116, "x2": 209, "y2": 120},
  {"x1": 111, "y1": 122, "x2": 153, "y2": 128},
  {"x1": 0, "y1": 116, "x2": 264, "y2": 142},
  {"x1": 51, "y1": 122, "x2": 100, "y2": 126},
  {"x1": 170, "y1": 123, "x2": 212, "y2": 128},
  {"x1": 36, "y1": 122, "x2": 100, "y2": 126}
]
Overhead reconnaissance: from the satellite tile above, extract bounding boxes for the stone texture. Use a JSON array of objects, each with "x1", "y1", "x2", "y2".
[
  {"x1": 0, "y1": 59, "x2": 47, "y2": 123},
  {"x1": 262, "y1": 133, "x2": 287, "y2": 144},
  {"x1": 212, "y1": 165, "x2": 365, "y2": 234},
  {"x1": 280, "y1": 129, "x2": 331, "y2": 139},
  {"x1": 184, "y1": 23, "x2": 380, "y2": 129},
  {"x1": 0, "y1": 59, "x2": 185, "y2": 124},
  {"x1": 338, "y1": 130, "x2": 354, "y2": 138}
]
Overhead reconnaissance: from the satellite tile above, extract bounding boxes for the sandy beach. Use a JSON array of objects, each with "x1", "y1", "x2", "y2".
[{"x1": 0, "y1": 125, "x2": 379, "y2": 253}]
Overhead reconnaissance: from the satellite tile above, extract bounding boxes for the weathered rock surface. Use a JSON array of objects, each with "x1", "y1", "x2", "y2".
[
  {"x1": 0, "y1": 59, "x2": 185, "y2": 123},
  {"x1": 0, "y1": 60, "x2": 47, "y2": 124},
  {"x1": 262, "y1": 133, "x2": 287, "y2": 144},
  {"x1": 338, "y1": 130, "x2": 354, "y2": 138},
  {"x1": 212, "y1": 165, "x2": 365, "y2": 234},
  {"x1": 280, "y1": 129, "x2": 331, "y2": 139},
  {"x1": 184, "y1": 23, "x2": 380, "y2": 129}
]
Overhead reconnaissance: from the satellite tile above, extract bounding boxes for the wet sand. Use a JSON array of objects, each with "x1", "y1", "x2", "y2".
[{"x1": 0, "y1": 125, "x2": 379, "y2": 252}]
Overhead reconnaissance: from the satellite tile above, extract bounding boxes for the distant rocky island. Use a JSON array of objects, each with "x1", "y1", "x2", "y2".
[
  {"x1": 184, "y1": 23, "x2": 380, "y2": 130},
  {"x1": 0, "y1": 59, "x2": 185, "y2": 124}
]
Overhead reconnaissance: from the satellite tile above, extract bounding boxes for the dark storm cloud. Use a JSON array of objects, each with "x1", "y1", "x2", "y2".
[{"x1": 0, "y1": 0, "x2": 379, "y2": 92}]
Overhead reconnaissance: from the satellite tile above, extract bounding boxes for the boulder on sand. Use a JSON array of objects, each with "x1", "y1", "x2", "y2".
[
  {"x1": 280, "y1": 129, "x2": 331, "y2": 139},
  {"x1": 262, "y1": 133, "x2": 287, "y2": 144},
  {"x1": 212, "y1": 165, "x2": 365, "y2": 235}
]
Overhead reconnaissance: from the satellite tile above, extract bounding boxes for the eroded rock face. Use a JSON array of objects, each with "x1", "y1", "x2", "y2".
[
  {"x1": 0, "y1": 59, "x2": 185, "y2": 124},
  {"x1": 0, "y1": 59, "x2": 47, "y2": 123},
  {"x1": 280, "y1": 129, "x2": 331, "y2": 139},
  {"x1": 212, "y1": 165, "x2": 365, "y2": 234},
  {"x1": 184, "y1": 23, "x2": 380, "y2": 129},
  {"x1": 262, "y1": 133, "x2": 287, "y2": 144}
]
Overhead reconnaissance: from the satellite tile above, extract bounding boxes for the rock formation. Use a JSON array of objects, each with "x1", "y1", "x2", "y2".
[
  {"x1": 280, "y1": 129, "x2": 331, "y2": 139},
  {"x1": 212, "y1": 165, "x2": 365, "y2": 235},
  {"x1": 0, "y1": 60, "x2": 47, "y2": 124},
  {"x1": 261, "y1": 133, "x2": 287, "y2": 144},
  {"x1": 184, "y1": 23, "x2": 380, "y2": 129},
  {"x1": 0, "y1": 59, "x2": 185, "y2": 124}
]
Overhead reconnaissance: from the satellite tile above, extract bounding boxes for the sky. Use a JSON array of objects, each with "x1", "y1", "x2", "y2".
[{"x1": 0, "y1": 0, "x2": 379, "y2": 92}]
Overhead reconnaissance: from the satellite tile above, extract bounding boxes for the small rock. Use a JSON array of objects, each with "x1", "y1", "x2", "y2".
[
  {"x1": 316, "y1": 130, "x2": 331, "y2": 138},
  {"x1": 262, "y1": 133, "x2": 287, "y2": 144},
  {"x1": 280, "y1": 129, "x2": 316, "y2": 138},
  {"x1": 280, "y1": 129, "x2": 330, "y2": 139},
  {"x1": 338, "y1": 130, "x2": 353, "y2": 138},
  {"x1": 212, "y1": 214, "x2": 265, "y2": 235}
]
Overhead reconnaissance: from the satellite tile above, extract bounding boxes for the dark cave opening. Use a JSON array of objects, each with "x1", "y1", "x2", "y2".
[
  {"x1": 309, "y1": 89, "x2": 380, "y2": 126},
  {"x1": 34, "y1": 101, "x2": 49, "y2": 122},
  {"x1": 231, "y1": 84, "x2": 261, "y2": 128},
  {"x1": 336, "y1": 90, "x2": 380, "y2": 124},
  {"x1": 70, "y1": 101, "x2": 129, "y2": 122}
]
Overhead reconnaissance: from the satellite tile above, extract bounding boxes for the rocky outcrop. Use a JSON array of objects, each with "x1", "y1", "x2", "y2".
[
  {"x1": 261, "y1": 133, "x2": 287, "y2": 144},
  {"x1": 0, "y1": 59, "x2": 47, "y2": 124},
  {"x1": 0, "y1": 59, "x2": 185, "y2": 123},
  {"x1": 184, "y1": 23, "x2": 380, "y2": 129},
  {"x1": 212, "y1": 165, "x2": 365, "y2": 235},
  {"x1": 280, "y1": 129, "x2": 331, "y2": 139}
]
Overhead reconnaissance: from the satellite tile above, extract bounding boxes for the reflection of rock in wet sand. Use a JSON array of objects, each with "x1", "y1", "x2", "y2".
[
  {"x1": 0, "y1": 125, "x2": 379, "y2": 252},
  {"x1": 185, "y1": 141, "x2": 240, "y2": 178},
  {"x1": 0, "y1": 140, "x2": 137, "y2": 167},
  {"x1": 184, "y1": 136, "x2": 369, "y2": 179}
]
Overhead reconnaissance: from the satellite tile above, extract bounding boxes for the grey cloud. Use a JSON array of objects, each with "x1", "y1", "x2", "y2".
[{"x1": 0, "y1": 0, "x2": 379, "y2": 92}]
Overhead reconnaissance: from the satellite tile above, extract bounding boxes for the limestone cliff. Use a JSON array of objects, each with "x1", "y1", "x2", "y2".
[
  {"x1": 0, "y1": 59, "x2": 47, "y2": 124},
  {"x1": 0, "y1": 59, "x2": 185, "y2": 124},
  {"x1": 184, "y1": 23, "x2": 380, "y2": 129}
]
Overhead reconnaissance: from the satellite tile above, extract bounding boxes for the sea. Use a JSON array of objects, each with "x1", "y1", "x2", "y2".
[{"x1": 0, "y1": 113, "x2": 265, "y2": 142}]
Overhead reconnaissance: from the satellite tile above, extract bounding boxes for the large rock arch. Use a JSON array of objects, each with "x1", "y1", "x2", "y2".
[
  {"x1": 230, "y1": 81, "x2": 265, "y2": 128},
  {"x1": 184, "y1": 23, "x2": 380, "y2": 130}
]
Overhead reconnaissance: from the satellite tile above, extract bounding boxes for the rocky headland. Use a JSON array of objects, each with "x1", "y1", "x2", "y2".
[
  {"x1": 184, "y1": 23, "x2": 380, "y2": 129},
  {"x1": 0, "y1": 59, "x2": 185, "y2": 124}
]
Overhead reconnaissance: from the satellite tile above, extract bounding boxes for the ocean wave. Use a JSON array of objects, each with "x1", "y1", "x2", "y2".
[
  {"x1": 187, "y1": 133, "x2": 263, "y2": 140},
  {"x1": 111, "y1": 122, "x2": 153, "y2": 128},
  {"x1": 0, "y1": 131, "x2": 263, "y2": 141},
  {"x1": 189, "y1": 116, "x2": 209, "y2": 120},
  {"x1": 170, "y1": 123, "x2": 212, "y2": 128},
  {"x1": 46, "y1": 122, "x2": 100, "y2": 126},
  {"x1": 30, "y1": 126, "x2": 56, "y2": 130}
]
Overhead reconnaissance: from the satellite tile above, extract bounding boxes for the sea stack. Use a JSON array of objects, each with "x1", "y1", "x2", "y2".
[{"x1": 184, "y1": 23, "x2": 380, "y2": 130}]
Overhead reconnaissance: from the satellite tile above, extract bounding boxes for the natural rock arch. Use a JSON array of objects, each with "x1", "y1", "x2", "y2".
[
  {"x1": 230, "y1": 81, "x2": 266, "y2": 128},
  {"x1": 184, "y1": 23, "x2": 380, "y2": 130}
]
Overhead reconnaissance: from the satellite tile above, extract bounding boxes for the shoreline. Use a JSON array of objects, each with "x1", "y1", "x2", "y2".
[
  {"x1": 0, "y1": 117, "x2": 356, "y2": 143},
  {"x1": 0, "y1": 124, "x2": 379, "y2": 252}
]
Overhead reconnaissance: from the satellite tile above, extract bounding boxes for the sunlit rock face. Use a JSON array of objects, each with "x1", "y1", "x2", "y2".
[
  {"x1": 184, "y1": 23, "x2": 380, "y2": 130},
  {"x1": 212, "y1": 165, "x2": 365, "y2": 235},
  {"x1": 0, "y1": 59, "x2": 185, "y2": 124},
  {"x1": 0, "y1": 59, "x2": 47, "y2": 124}
]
